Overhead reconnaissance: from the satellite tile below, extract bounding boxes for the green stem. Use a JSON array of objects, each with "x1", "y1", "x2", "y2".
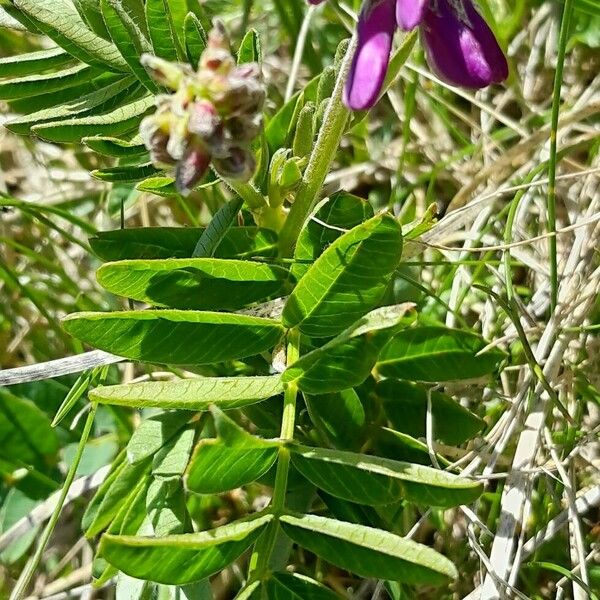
[
  {"x1": 10, "y1": 404, "x2": 98, "y2": 600},
  {"x1": 248, "y1": 329, "x2": 300, "y2": 582},
  {"x1": 278, "y1": 36, "x2": 356, "y2": 257},
  {"x1": 547, "y1": 0, "x2": 573, "y2": 312}
]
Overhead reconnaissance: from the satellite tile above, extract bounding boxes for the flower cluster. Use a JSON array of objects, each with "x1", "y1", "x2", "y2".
[
  {"x1": 310, "y1": 0, "x2": 508, "y2": 110},
  {"x1": 140, "y1": 22, "x2": 265, "y2": 194}
]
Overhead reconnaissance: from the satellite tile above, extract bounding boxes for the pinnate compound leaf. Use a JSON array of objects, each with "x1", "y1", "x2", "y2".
[
  {"x1": 99, "y1": 513, "x2": 273, "y2": 584},
  {"x1": 63, "y1": 310, "x2": 284, "y2": 365},
  {"x1": 91, "y1": 375, "x2": 283, "y2": 411},
  {"x1": 186, "y1": 408, "x2": 279, "y2": 494},
  {"x1": 293, "y1": 192, "x2": 374, "y2": 280},
  {"x1": 32, "y1": 95, "x2": 154, "y2": 143},
  {"x1": 283, "y1": 214, "x2": 402, "y2": 338},
  {"x1": 96, "y1": 258, "x2": 291, "y2": 310},
  {"x1": 290, "y1": 445, "x2": 482, "y2": 507},
  {"x1": 0, "y1": 47, "x2": 73, "y2": 77},
  {"x1": 377, "y1": 379, "x2": 484, "y2": 445},
  {"x1": 90, "y1": 226, "x2": 278, "y2": 261},
  {"x1": 267, "y1": 572, "x2": 341, "y2": 599},
  {"x1": 279, "y1": 513, "x2": 457, "y2": 585},
  {"x1": 13, "y1": 0, "x2": 128, "y2": 71},
  {"x1": 376, "y1": 326, "x2": 506, "y2": 382},
  {"x1": 283, "y1": 305, "x2": 414, "y2": 394}
]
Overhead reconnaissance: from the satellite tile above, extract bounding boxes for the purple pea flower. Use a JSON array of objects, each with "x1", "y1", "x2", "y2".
[{"x1": 311, "y1": 0, "x2": 508, "y2": 110}]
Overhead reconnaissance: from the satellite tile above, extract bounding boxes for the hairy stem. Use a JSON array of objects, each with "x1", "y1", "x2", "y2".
[{"x1": 248, "y1": 329, "x2": 300, "y2": 582}]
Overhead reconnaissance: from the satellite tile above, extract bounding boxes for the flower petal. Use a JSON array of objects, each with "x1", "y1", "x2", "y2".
[
  {"x1": 344, "y1": 0, "x2": 397, "y2": 110},
  {"x1": 422, "y1": 0, "x2": 508, "y2": 88},
  {"x1": 396, "y1": 0, "x2": 428, "y2": 30}
]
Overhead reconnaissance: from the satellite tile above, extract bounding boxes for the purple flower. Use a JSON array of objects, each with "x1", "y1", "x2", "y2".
[{"x1": 330, "y1": 0, "x2": 508, "y2": 110}]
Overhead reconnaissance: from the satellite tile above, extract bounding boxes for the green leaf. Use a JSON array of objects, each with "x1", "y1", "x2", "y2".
[
  {"x1": 290, "y1": 445, "x2": 482, "y2": 507},
  {"x1": 279, "y1": 513, "x2": 457, "y2": 584},
  {"x1": 134, "y1": 172, "x2": 217, "y2": 197},
  {"x1": 83, "y1": 458, "x2": 151, "y2": 537},
  {"x1": 99, "y1": 513, "x2": 274, "y2": 584},
  {"x1": 146, "y1": 0, "x2": 185, "y2": 61},
  {"x1": 92, "y1": 375, "x2": 283, "y2": 411},
  {"x1": 153, "y1": 427, "x2": 196, "y2": 480},
  {"x1": 377, "y1": 379, "x2": 484, "y2": 445},
  {"x1": 63, "y1": 310, "x2": 285, "y2": 365},
  {"x1": 186, "y1": 408, "x2": 279, "y2": 494},
  {"x1": 72, "y1": 0, "x2": 110, "y2": 38},
  {"x1": 0, "y1": 389, "x2": 59, "y2": 465},
  {"x1": 92, "y1": 161, "x2": 161, "y2": 182},
  {"x1": 183, "y1": 12, "x2": 206, "y2": 68},
  {"x1": 13, "y1": 0, "x2": 128, "y2": 71},
  {"x1": 146, "y1": 478, "x2": 189, "y2": 536},
  {"x1": 90, "y1": 226, "x2": 278, "y2": 261},
  {"x1": 101, "y1": 0, "x2": 157, "y2": 91},
  {"x1": 127, "y1": 412, "x2": 191, "y2": 464},
  {"x1": 32, "y1": 95, "x2": 154, "y2": 143},
  {"x1": 96, "y1": 257, "x2": 290, "y2": 310},
  {"x1": 237, "y1": 29, "x2": 261, "y2": 64},
  {"x1": 292, "y1": 191, "x2": 374, "y2": 280},
  {"x1": 83, "y1": 134, "x2": 147, "y2": 157},
  {"x1": 266, "y1": 572, "x2": 341, "y2": 599},
  {"x1": 0, "y1": 47, "x2": 73, "y2": 77},
  {"x1": 376, "y1": 326, "x2": 506, "y2": 382},
  {"x1": 283, "y1": 214, "x2": 403, "y2": 338},
  {"x1": 191, "y1": 197, "x2": 243, "y2": 258},
  {"x1": 373, "y1": 427, "x2": 451, "y2": 467},
  {"x1": 283, "y1": 305, "x2": 413, "y2": 394},
  {"x1": 7, "y1": 71, "x2": 123, "y2": 113},
  {"x1": 0, "y1": 63, "x2": 101, "y2": 100},
  {"x1": 6, "y1": 77, "x2": 137, "y2": 135},
  {"x1": 304, "y1": 389, "x2": 366, "y2": 451}
]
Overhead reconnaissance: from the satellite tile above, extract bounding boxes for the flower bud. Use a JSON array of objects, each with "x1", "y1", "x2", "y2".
[
  {"x1": 175, "y1": 142, "x2": 211, "y2": 194},
  {"x1": 213, "y1": 146, "x2": 256, "y2": 180},
  {"x1": 292, "y1": 101, "x2": 315, "y2": 158},
  {"x1": 141, "y1": 54, "x2": 190, "y2": 90}
]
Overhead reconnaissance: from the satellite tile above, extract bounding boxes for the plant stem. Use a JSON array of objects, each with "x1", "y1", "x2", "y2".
[
  {"x1": 10, "y1": 404, "x2": 98, "y2": 600},
  {"x1": 248, "y1": 329, "x2": 300, "y2": 582},
  {"x1": 278, "y1": 36, "x2": 356, "y2": 257},
  {"x1": 547, "y1": 0, "x2": 573, "y2": 312}
]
